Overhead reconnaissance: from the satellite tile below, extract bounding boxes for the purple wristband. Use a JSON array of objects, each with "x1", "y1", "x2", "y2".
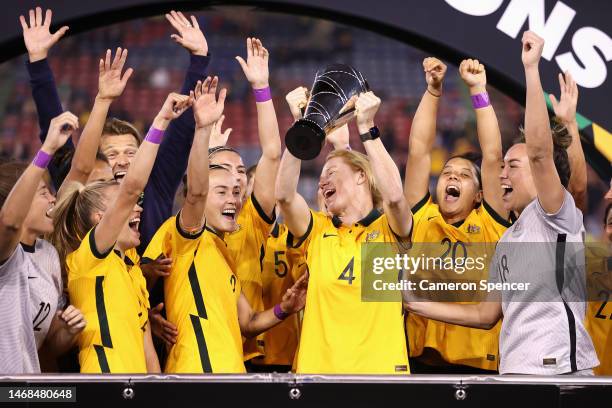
[
  {"x1": 471, "y1": 92, "x2": 490, "y2": 109},
  {"x1": 253, "y1": 86, "x2": 272, "y2": 103},
  {"x1": 32, "y1": 150, "x2": 52, "y2": 169},
  {"x1": 145, "y1": 127, "x2": 165, "y2": 144},
  {"x1": 273, "y1": 304, "x2": 290, "y2": 320}
]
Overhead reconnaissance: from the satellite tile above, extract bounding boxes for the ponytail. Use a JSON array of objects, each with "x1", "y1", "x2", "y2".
[{"x1": 47, "y1": 180, "x2": 118, "y2": 284}]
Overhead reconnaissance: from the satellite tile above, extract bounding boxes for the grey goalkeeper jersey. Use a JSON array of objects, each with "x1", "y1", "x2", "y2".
[
  {"x1": 0, "y1": 240, "x2": 63, "y2": 374},
  {"x1": 489, "y1": 190, "x2": 599, "y2": 374}
]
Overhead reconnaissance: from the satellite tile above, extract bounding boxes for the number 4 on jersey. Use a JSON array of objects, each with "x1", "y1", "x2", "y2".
[{"x1": 338, "y1": 257, "x2": 355, "y2": 285}]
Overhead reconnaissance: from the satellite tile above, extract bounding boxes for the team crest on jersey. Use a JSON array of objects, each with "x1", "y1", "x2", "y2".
[
  {"x1": 467, "y1": 224, "x2": 481, "y2": 234},
  {"x1": 366, "y1": 230, "x2": 380, "y2": 242}
]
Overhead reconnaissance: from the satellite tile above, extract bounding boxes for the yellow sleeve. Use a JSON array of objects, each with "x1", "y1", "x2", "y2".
[
  {"x1": 288, "y1": 210, "x2": 326, "y2": 252},
  {"x1": 66, "y1": 226, "x2": 113, "y2": 279},
  {"x1": 142, "y1": 219, "x2": 172, "y2": 262},
  {"x1": 248, "y1": 193, "x2": 276, "y2": 236},
  {"x1": 481, "y1": 200, "x2": 513, "y2": 236},
  {"x1": 411, "y1": 192, "x2": 433, "y2": 225},
  {"x1": 143, "y1": 214, "x2": 202, "y2": 261}
]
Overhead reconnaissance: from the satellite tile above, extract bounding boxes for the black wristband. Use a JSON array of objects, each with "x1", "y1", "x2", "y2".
[{"x1": 359, "y1": 126, "x2": 380, "y2": 143}]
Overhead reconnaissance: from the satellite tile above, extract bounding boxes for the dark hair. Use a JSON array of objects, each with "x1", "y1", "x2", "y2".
[
  {"x1": 444, "y1": 151, "x2": 483, "y2": 189},
  {"x1": 181, "y1": 164, "x2": 230, "y2": 198},
  {"x1": 517, "y1": 119, "x2": 572, "y2": 188},
  {"x1": 605, "y1": 203, "x2": 612, "y2": 225},
  {"x1": 102, "y1": 117, "x2": 142, "y2": 145},
  {"x1": 0, "y1": 161, "x2": 29, "y2": 207},
  {"x1": 208, "y1": 145, "x2": 240, "y2": 159}
]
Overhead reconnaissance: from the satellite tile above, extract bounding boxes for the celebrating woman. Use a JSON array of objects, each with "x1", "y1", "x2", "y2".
[
  {"x1": 0, "y1": 113, "x2": 86, "y2": 374},
  {"x1": 405, "y1": 32, "x2": 599, "y2": 375},
  {"x1": 276, "y1": 91, "x2": 413, "y2": 374},
  {"x1": 50, "y1": 92, "x2": 193, "y2": 373}
]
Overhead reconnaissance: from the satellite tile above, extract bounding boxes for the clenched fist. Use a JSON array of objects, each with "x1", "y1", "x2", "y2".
[
  {"x1": 521, "y1": 30, "x2": 544, "y2": 69},
  {"x1": 423, "y1": 57, "x2": 447, "y2": 95},
  {"x1": 459, "y1": 58, "x2": 487, "y2": 94},
  {"x1": 355, "y1": 91, "x2": 381, "y2": 135}
]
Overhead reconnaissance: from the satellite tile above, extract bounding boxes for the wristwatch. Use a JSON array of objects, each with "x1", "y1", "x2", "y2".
[{"x1": 359, "y1": 125, "x2": 380, "y2": 142}]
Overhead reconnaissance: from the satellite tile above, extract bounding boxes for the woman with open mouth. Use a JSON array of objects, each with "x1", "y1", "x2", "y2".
[
  {"x1": 276, "y1": 91, "x2": 413, "y2": 374},
  {"x1": 50, "y1": 92, "x2": 193, "y2": 373},
  {"x1": 404, "y1": 31, "x2": 599, "y2": 376},
  {"x1": 143, "y1": 77, "x2": 307, "y2": 373},
  {"x1": 0, "y1": 112, "x2": 86, "y2": 374},
  {"x1": 402, "y1": 56, "x2": 512, "y2": 373}
]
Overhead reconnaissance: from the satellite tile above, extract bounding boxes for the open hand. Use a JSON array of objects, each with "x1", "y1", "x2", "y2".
[
  {"x1": 141, "y1": 256, "x2": 172, "y2": 281},
  {"x1": 279, "y1": 271, "x2": 309, "y2": 315},
  {"x1": 97, "y1": 48, "x2": 134, "y2": 101},
  {"x1": 550, "y1": 71, "x2": 578, "y2": 125},
  {"x1": 165, "y1": 10, "x2": 207, "y2": 56},
  {"x1": 149, "y1": 303, "x2": 178, "y2": 347},
  {"x1": 210, "y1": 114, "x2": 233, "y2": 148},
  {"x1": 236, "y1": 38, "x2": 270, "y2": 89},
  {"x1": 20, "y1": 7, "x2": 68, "y2": 62},
  {"x1": 193, "y1": 76, "x2": 227, "y2": 129}
]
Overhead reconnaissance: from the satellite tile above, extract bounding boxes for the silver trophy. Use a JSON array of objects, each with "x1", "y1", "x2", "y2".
[{"x1": 285, "y1": 64, "x2": 369, "y2": 160}]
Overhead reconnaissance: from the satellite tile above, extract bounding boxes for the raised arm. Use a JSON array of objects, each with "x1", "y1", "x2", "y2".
[
  {"x1": 0, "y1": 112, "x2": 76, "y2": 262},
  {"x1": 275, "y1": 150, "x2": 311, "y2": 239},
  {"x1": 236, "y1": 38, "x2": 281, "y2": 217},
  {"x1": 20, "y1": 7, "x2": 71, "y2": 190},
  {"x1": 237, "y1": 272, "x2": 307, "y2": 338},
  {"x1": 94, "y1": 93, "x2": 192, "y2": 253},
  {"x1": 357, "y1": 92, "x2": 412, "y2": 238},
  {"x1": 181, "y1": 77, "x2": 226, "y2": 230},
  {"x1": 404, "y1": 58, "x2": 447, "y2": 207},
  {"x1": 550, "y1": 72, "x2": 587, "y2": 213},
  {"x1": 521, "y1": 31, "x2": 565, "y2": 214},
  {"x1": 60, "y1": 48, "x2": 133, "y2": 191},
  {"x1": 140, "y1": 10, "x2": 210, "y2": 251},
  {"x1": 459, "y1": 59, "x2": 507, "y2": 218}
]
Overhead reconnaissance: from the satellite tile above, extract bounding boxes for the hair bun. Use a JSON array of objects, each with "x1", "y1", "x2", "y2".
[{"x1": 550, "y1": 118, "x2": 572, "y2": 150}]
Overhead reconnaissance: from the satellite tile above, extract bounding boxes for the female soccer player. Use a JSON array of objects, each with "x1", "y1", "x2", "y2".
[
  {"x1": 404, "y1": 57, "x2": 509, "y2": 372},
  {"x1": 276, "y1": 91, "x2": 413, "y2": 374},
  {"x1": 141, "y1": 38, "x2": 282, "y2": 364},
  {"x1": 50, "y1": 92, "x2": 192, "y2": 373},
  {"x1": 405, "y1": 31, "x2": 599, "y2": 375},
  {"x1": 584, "y1": 203, "x2": 611, "y2": 375},
  {"x1": 0, "y1": 113, "x2": 86, "y2": 374},
  {"x1": 143, "y1": 77, "x2": 306, "y2": 373}
]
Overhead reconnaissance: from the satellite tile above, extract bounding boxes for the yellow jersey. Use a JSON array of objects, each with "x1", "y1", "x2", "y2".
[
  {"x1": 252, "y1": 223, "x2": 304, "y2": 367},
  {"x1": 143, "y1": 216, "x2": 245, "y2": 373},
  {"x1": 407, "y1": 193, "x2": 510, "y2": 371},
  {"x1": 294, "y1": 208, "x2": 409, "y2": 374},
  {"x1": 225, "y1": 194, "x2": 275, "y2": 361},
  {"x1": 66, "y1": 227, "x2": 149, "y2": 373},
  {"x1": 584, "y1": 245, "x2": 611, "y2": 375}
]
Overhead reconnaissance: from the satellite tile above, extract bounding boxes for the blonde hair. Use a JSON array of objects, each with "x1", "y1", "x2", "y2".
[
  {"x1": 48, "y1": 180, "x2": 119, "y2": 281},
  {"x1": 325, "y1": 149, "x2": 382, "y2": 208}
]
